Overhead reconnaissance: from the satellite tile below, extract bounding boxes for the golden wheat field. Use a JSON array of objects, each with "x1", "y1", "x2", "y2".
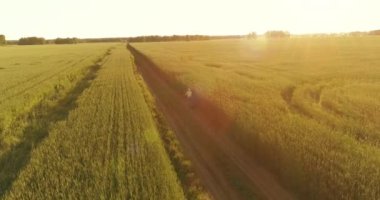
[
  {"x1": 2, "y1": 0, "x2": 380, "y2": 199},
  {"x1": 1, "y1": 36, "x2": 380, "y2": 200},
  {"x1": 131, "y1": 37, "x2": 380, "y2": 199}
]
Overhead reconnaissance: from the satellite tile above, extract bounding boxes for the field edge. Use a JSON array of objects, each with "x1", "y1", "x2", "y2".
[{"x1": 128, "y1": 45, "x2": 212, "y2": 200}]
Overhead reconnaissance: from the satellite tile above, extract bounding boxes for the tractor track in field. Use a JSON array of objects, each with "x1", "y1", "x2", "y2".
[
  {"x1": 128, "y1": 45, "x2": 295, "y2": 200},
  {"x1": 0, "y1": 55, "x2": 94, "y2": 104},
  {"x1": 0, "y1": 55, "x2": 107, "y2": 198}
]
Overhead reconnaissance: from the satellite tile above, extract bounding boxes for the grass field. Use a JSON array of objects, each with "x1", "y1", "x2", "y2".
[
  {"x1": 132, "y1": 37, "x2": 380, "y2": 199},
  {"x1": 1, "y1": 46, "x2": 186, "y2": 199}
]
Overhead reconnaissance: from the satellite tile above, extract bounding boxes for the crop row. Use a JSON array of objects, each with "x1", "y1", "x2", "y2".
[
  {"x1": 0, "y1": 44, "x2": 113, "y2": 149},
  {"x1": 3, "y1": 46, "x2": 185, "y2": 199}
]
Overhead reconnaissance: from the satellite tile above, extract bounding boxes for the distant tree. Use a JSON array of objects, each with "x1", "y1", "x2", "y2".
[
  {"x1": 81, "y1": 38, "x2": 125, "y2": 43},
  {"x1": 54, "y1": 37, "x2": 78, "y2": 44},
  {"x1": 265, "y1": 31, "x2": 290, "y2": 38},
  {"x1": 127, "y1": 35, "x2": 213, "y2": 43},
  {"x1": 247, "y1": 32, "x2": 257, "y2": 39},
  {"x1": 369, "y1": 30, "x2": 380, "y2": 35},
  {"x1": 18, "y1": 37, "x2": 45, "y2": 45},
  {"x1": 348, "y1": 31, "x2": 367, "y2": 37},
  {"x1": 0, "y1": 35, "x2": 5, "y2": 45},
  {"x1": 77, "y1": 35, "x2": 242, "y2": 44}
]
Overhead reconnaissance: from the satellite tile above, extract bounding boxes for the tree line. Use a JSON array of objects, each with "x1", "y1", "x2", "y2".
[
  {"x1": 17, "y1": 37, "x2": 79, "y2": 45},
  {"x1": 127, "y1": 35, "x2": 212, "y2": 42},
  {"x1": 18, "y1": 37, "x2": 45, "y2": 45},
  {"x1": 265, "y1": 31, "x2": 291, "y2": 38},
  {"x1": 1, "y1": 30, "x2": 380, "y2": 46},
  {"x1": 68, "y1": 35, "x2": 241, "y2": 43},
  {"x1": 54, "y1": 38, "x2": 78, "y2": 44},
  {"x1": 247, "y1": 31, "x2": 290, "y2": 39}
]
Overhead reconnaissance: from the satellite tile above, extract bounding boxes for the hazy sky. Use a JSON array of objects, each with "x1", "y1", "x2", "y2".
[{"x1": 1, "y1": 0, "x2": 379, "y2": 40}]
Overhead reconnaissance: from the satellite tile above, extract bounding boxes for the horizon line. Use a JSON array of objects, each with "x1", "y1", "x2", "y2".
[{"x1": 3, "y1": 29, "x2": 380, "y2": 41}]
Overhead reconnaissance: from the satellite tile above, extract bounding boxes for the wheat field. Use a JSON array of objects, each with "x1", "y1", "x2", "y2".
[
  {"x1": 0, "y1": 45, "x2": 186, "y2": 199},
  {"x1": 132, "y1": 37, "x2": 380, "y2": 199}
]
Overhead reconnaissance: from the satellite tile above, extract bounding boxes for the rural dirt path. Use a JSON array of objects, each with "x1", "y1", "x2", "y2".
[{"x1": 129, "y1": 45, "x2": 296, "y2": 200}]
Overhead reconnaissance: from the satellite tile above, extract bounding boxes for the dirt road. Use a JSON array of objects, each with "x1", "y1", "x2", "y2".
[{"x1": 129, "y1": 45, "x2": 295, "y2": 200}]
